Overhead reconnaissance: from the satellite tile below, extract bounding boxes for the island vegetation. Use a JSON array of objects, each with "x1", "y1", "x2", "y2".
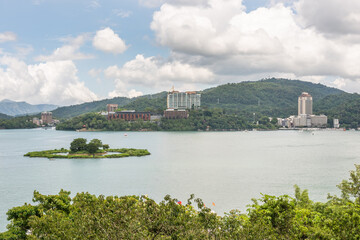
[
  {"x1": 24, "y1": 138, "x2": 150, "y2": 159},
  {"x1": 1, "y1": 165, "x2": 360, "y2": 239},
  {"x1": 56, "y1": 109, "x2": 278, "y2": 132}
]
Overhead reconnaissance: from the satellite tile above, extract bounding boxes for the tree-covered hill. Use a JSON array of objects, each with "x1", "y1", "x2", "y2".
[
  {"x1": 51, "y1": 78, "x2": 348, "y2": 120},
  {"x1": 0, "y1": 113, "x2": 12, "y2": 119},
  {"x1": 201, "y1": 78, "x2": 344, "y2": 118},
  {"x1": 52, "y1": 92, "x2": 167, "y2": 119},
  {"x1": 52, "y1": 97, "x2": 131, "y2": 119}
]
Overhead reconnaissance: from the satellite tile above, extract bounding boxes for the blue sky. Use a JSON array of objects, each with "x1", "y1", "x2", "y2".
[{"x1": 0, "y1": 0, "x2": 359, "y2": 105}]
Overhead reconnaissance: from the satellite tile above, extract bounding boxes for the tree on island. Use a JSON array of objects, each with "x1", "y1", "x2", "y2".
[
  {"x1": 70, "y1": 138, "x2": 87, "y2": 152},
  {"x1": 86, "y1": 142, "x2": 99, "y2": 157},
  {"x1": 89, "y1": 139, "x2": 102, "y2": 148}
]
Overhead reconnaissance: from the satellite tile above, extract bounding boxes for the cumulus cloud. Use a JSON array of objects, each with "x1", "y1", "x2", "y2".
[
  {"x1": 0, "y1": 32, "x2": 17, "y2": 43},
  {"x1": 104, "y1": 54, "x2": 214, "y2": 96},
  {"x1": 148, "y1": 0, "x2": 360, "y2": 84},
  {"x1": 93, "y1": 27, "x2": 128, "y2": 54},
  {"x1": 0, "y1": 56, "x2": 98, "y2": 105},
  {"x1": 295, "y1": 0, "x2": 360, "y2": 36},
  {"x1": 35, "y1": 35, "x2": 93, "y2": 61}
]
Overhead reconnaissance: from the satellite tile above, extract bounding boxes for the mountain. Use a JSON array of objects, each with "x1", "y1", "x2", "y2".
[
  {"x1": 201, "y1": 78, "x2": 344, "y2": 118},
  {"x1": 52, "y1": 92, "x2": 167, "y2": 119},
  {"x1": 0, "y1": 100, "x2": 58, "y2": 116},
  {"x1": 51, "y1": 78, "x2": 346, "y2": 120},
  {"x1": 0, "y1": 112, "x2": 12, "y2": 119},
  {"x1": 52, "y1": 97, "x2": 131, "y2": 119}
]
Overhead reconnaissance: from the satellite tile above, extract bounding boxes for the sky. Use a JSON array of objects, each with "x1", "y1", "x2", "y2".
[{"x1": 1, "y1": 0, "x2": 360, "y2": 106}]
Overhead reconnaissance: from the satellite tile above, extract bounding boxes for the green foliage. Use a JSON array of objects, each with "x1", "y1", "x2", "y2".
[
  {"x1": 3, "y1": 165, "x2": 360, "y2": 239},
  {"x1": 0, "y1": 116, "x2": 37, "y2": 129},
  {"x1": 24, "y1": 147, "x2": 150, "y2": 159},
  {"x1": 0, "y1": 113, "x2": 12, "y2": 120},
  {"x1": 69, "y1": 138, "x2": 87, "y2": 153}
]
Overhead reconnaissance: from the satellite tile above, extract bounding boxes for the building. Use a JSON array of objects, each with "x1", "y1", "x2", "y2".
[
  {"x1": 167, "y1": 90, "x2": 201, "y2": 110},
  {"x1": 41, "y1": 112, "x2": 53, "y2": 125},
  {"x1": 310, "y1": 115, "x2": 328, "y2": 127},
  {"x1": 32, "y1": 117, "x2": 41, "y2": 126},
  {"x1": 164, "y1": 109, "x2": 189, "y2": 119},
  {"x1": 278, "y1": 92, "x2": 328, "y2": 128},
  {"x1": 108, "y1": 110, "x2": 151, "y2": 121},
  {"x1": 333, "y1": 119, "x2": 340, "y2": 128},
  {"x1": 298, "y1": 92, "x2": 313, "y2": 115},
  {"x1": 107, "y1": 104, "x2": 118, "y2": 112}
]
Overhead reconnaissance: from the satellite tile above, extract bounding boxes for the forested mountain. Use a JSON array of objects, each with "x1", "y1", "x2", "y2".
[
  {"x1": 52, "y1": 92, "x2": 168, "y2": 119},
  {"x1": 0, "y1": 99, "x2": 57, "y2": 116},
  {"x1": 0, "y1": 113, "x2": 12, "y2": 119},
  {"x1": 51, "y1": 78, "x2": 350, "y2": 120},
  {"x1": 52, "y1": 97, "x2": 131, "y2": 119},
  {"x1": 201, "y1": 78, "x2": 343, "y2": 118}
]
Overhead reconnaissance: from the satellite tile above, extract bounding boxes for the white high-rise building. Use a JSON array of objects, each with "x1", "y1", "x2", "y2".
[
  {"x1": 298, "y1": 92, "x2": 313, "y2": 115},
  {"x1": 167, "y1": 90, "x2": 201, "y2": 110}
]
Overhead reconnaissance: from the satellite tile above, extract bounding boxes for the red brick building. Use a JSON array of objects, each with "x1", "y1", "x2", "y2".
[{"x1": 108, "y1": 111, "x2": 151, "y2": 121}]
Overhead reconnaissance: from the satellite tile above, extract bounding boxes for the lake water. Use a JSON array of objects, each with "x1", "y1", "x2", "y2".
[{"x1": 0, "y1": 129, "x2": 359, "y2": 231}]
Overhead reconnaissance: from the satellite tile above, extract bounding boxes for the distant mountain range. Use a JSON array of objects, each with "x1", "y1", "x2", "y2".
[{"x1": 0, "y1": 99, "x2": 58, "y2": 116}]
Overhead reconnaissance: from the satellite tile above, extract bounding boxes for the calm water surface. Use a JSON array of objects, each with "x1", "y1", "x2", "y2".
[{"x1": 0, "y1": 129, "x2": 359, "y2": 231}]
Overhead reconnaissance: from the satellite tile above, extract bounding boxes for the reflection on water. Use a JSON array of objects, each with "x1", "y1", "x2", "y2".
[{"x1": 0, "y1": 129, "x2": 360, "y2": 231}]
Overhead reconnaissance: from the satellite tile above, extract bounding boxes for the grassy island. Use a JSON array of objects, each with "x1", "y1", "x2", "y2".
[{"x1": 24, "y1": 138, "x2": 150, "y2": 159}]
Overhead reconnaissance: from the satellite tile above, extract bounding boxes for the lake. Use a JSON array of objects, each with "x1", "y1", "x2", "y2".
[{"x1": 0, "y1": 129, "x2": 359, "y2": 231}]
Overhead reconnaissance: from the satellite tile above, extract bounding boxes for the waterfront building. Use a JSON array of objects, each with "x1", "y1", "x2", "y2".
[
  {"x1": 41, "y1": 112, "x2": 53, "y2": 124},
  {"x1": 298, "y1": 92, "x2": 313, "y2": 115},
  {"x1": 164, "y1": 109, "x2": 189, "y2": 119},
  {"x1": 278, "y1": 92, "x2": 328, "y2": 128},
  {"x1": 32, "y1": 117, "x2": 41, "y2": 126},
  {"x1": 107, "y1": 104, "x2": 118, "y2": 112},
  {"x1": 167, "y1": 90, "x2": 201, "y2": 110},
  {"x1": 108, "y1": 110, "x2": 151, "y2": 121},
  {"x1": 333, "y1": 119, "x2": 340, "y2": 128}
]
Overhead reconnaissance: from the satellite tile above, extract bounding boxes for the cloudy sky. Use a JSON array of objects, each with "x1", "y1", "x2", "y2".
[{"x1": 0, "y1": 0, "x2": 360, "y2": 105}]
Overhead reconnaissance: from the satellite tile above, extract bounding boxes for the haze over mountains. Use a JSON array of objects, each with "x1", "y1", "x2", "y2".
[{"x1": 0, "y1": 99, "x2": 57, "y2": 117}]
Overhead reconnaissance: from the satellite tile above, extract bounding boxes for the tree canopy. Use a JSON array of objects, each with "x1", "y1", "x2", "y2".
[{"x1": 2, "y1": 165, "x2": 360, "y2": 239}]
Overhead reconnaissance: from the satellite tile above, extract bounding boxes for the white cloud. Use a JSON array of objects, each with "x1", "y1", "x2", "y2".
[
  {"x1": 93, "y1": 27, "x2": 128, "y2": 54},
  {"x1": 295, "y1": 0, "x2": 360, "y2": 36},
  {"x1": 148, "y1": 0, "x2": 360, "y2": 85},
  {"x1": 0, "y1": 32, "x2": 17, "y2": 43},
  {"x1": 104, "y1": 54, "x2": 214, "y2": 96},
  {"x1": 0, "y1": 56, "x2": 98, "y2": 105},
  {"x1": 113, "y1": 9, "x2": 133, "y2": 18},
  {"x1": 35, "y1": 35, "x2": 93, "y2": 62}
]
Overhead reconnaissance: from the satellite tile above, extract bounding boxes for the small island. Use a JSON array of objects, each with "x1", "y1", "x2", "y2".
[{"x1": 24, "y1": 138, "x2": 150, "y2": 159}]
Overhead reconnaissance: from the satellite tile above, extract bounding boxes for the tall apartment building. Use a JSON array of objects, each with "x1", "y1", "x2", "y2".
[
  {"x1": 298, "y1": 92, "x2": 313, "y2": 115},
  {"x1": 41, "y1": 112, "x2": 53, "y2": 124},
  {"x1": 167, "y1": 91, "x2": 201, "y2": 110}
]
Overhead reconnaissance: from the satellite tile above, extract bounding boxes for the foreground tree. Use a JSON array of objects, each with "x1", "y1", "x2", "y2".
[{"x1": 2, "y1": 165, "x2": 360, "y2": 239}]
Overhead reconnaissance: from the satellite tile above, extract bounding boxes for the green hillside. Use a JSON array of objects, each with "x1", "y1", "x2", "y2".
[
  {"x1": 0, "y1": 113, "x2": 12, "y2": 119},
  {"x1": 52, "y1": 78, "x2": 348, "y2": 121},
  {"x1": 201, "y1": 78, "x2": 343, "y2": 118},
  {"x1": 52, "y1": 97, "x2": 131, "y2": 119}
]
